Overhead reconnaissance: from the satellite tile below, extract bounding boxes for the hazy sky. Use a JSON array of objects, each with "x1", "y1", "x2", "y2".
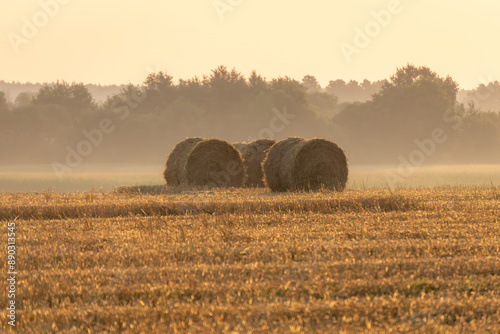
[{"x1": 1, "y1": 0, "x2": 499, "y2": 89}]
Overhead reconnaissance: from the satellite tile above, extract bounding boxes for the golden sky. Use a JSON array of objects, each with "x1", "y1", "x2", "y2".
[{"x1": 1, "y1": 0, "x2": 499, "y2": 88}]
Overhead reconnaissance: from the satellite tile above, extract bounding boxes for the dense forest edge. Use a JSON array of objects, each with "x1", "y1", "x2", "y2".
[{"x1": 1, "y1": 64, "x2": 500, "y2": 169}]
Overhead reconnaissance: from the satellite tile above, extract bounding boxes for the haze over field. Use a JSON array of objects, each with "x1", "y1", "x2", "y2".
[{"x1": 1, "y1": 1, "x2": 500, "y2": 192}]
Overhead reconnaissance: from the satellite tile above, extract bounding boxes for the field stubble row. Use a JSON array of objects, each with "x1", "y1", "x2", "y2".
[{"x1": 0, "y1": 187, "x2": 499, "y2": 332}]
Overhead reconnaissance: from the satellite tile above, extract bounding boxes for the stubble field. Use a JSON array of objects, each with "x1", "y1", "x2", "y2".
[{"x1": 1, "y1": 186, "x2": 500, "y2": 333}]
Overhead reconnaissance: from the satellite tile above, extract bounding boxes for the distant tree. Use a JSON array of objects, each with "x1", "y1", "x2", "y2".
[
  {"x1": 167, "y1": 96, "x2": 207, "y2": 126},
  {"x1": 269, "y1": 76, "x2": 307, "y2": 109},
  {"x1": 144, "y1": 72, "x2": 174, "y2": 92},
  {"x1": 334, "y1": 65, "x2": 460, "y2": 162},
  {"x1": 345, "y1": 80, "x2": 361, "y2": 101},
  {"x1": 326, "y1": 79, "x2": 346, "y2": 91},
  {"x1": 33, "y1": 81, "x2": 97, "y2": 111},
  {"x1": 14, "y1": 92, "x2": 36, "y2": 108},
  {"x1": 459, "y1": 111, "x2": 500, "y2": 162},
  {"x1": 301, "y1": 75, "x2": 321, "y2": 92},
  {"x1": 363, "y1": 80, "x2": 385, "y2": 98},
  {"x1": 307, "y1": 92, "x2": 338, "y2": 118},
  {"x1": 361, "y1": 79, "x2": 371, "y2": 90},
  {"x1": 141, "y1": 72, "x2": 175, "y2": 113},
  {"x1": 0, "y1": 91, "x2": 8, "y2": 112},
  {"x1": 102, "y1": 84, "x2": 145, "y2": 115},
  {"x1": 384, "y1": 64, "x2": 456, "y2": 94},
  {"x1": 121, "y1": 84, "x2": 146, "y2": 104},
  {"x1": 463, "y1": 81, "x2": 500, "y2": 112},
  {"x1": 334, "y1": 101, "x2": 372, "y2": 127},
  {"x1": 248, "y1": 70, "x2": 268, "y2": 95},
  {"x1": 202, "y1": 65, "x2": 249, "y2": 113},
  {"x1": 372, "y1": 64, "x2": 459, "y2": 121},
  {"x1": 326, "y1": 79, "x2": 385, "y2": 102},
  {"x1": 204, "y1": 65, "x2": 246, "y2": 88},
  {"x1": 70, "y1": 84, "x2": 97, "y2": 111},
  {"x1": 177, "y1": 77, "x2": 207, "y2": 106},
  {"x1": 346, "y1": 80, "x2": 360, "y2": 89},
  {"x1": 332, "y1": 101, "x2": 379, "y2": 162}
]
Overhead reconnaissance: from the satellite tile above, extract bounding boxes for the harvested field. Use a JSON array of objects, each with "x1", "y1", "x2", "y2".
[{"x1": 1, "y1": 187, "x2": 500, "y2": 332}]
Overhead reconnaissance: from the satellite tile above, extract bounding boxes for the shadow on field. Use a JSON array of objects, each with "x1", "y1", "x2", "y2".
[
  {"x1": 113, "y1": 185, "x2": 169, "y2": 195},
  {"x1": 1, "y1": 188, "x2": 427, "y2": 221}
]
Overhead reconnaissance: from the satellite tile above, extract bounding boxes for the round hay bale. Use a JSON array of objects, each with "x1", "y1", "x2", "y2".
[
  {"x1": 234, "y1": 139, "x2": 276, "y2": 187},
  {"x1": 164, "y1": 137, "x2": 204, "y2": 186},
  {"x1": 263, "y1": 137, "x2": 348, "y2": 192},
  {"x1": 164, "y1": 138, "x2": 245, "y2": 188}
]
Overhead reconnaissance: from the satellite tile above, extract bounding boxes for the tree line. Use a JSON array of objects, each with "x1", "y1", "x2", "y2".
[{"x1": 1, "y1": 64, "x2": 499, "y2": 166}]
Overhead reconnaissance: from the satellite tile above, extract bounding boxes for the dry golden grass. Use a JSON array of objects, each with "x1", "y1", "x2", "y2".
[{"x1": 1, "y1": 187, "x2": 500, "y2": 333}]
